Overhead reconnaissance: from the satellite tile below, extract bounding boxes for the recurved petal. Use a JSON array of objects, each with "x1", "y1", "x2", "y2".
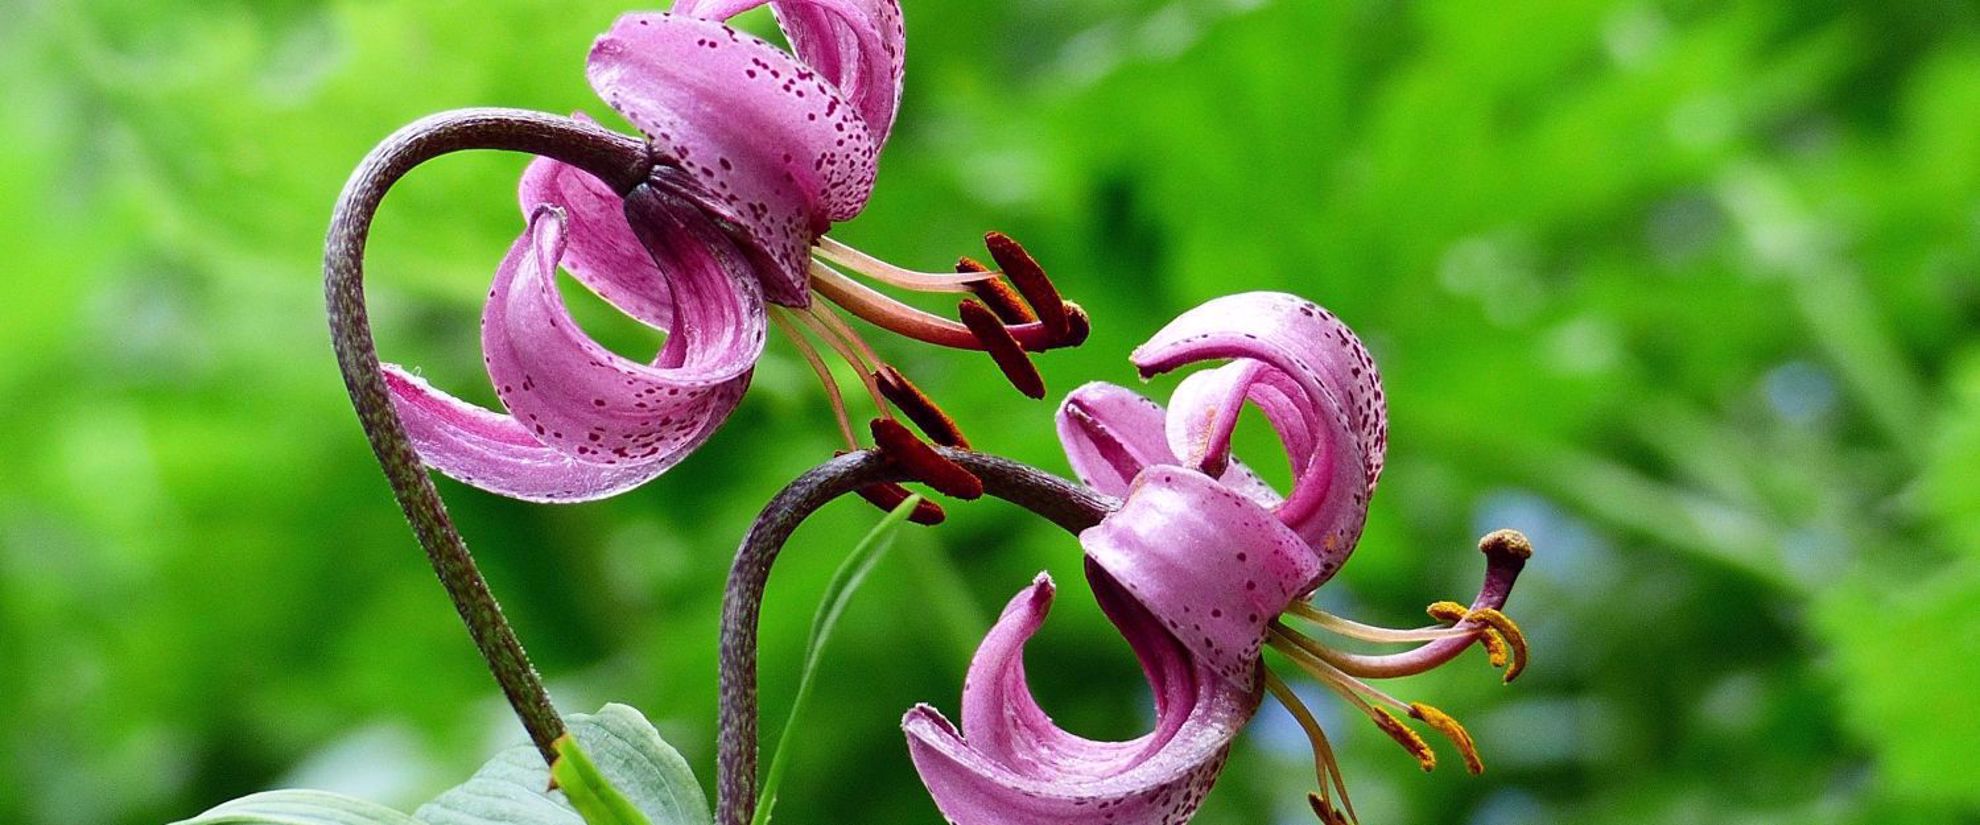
[
  {"x1": 1055, "y1": 382, "x2": 1174, "y2": 498},
  {"x1": 904, "y1": 571, "x2": 1254, "y2": 825},
  {"x1": 771, "y1": 0, "x2": 905, "y2": 145},
  {"x1": 483, "y1": 203, "x2": 760, "y2": 469},
  {"x1": 1057, "y1": 381, "x2": 1281, "y2": 507},
  {"x1": 383, "y1": 366, "x2": 680, "y2": 503},
  {"x1": 519, "y1": 150, "x2": 672, "y2": 331},
  {"x1": 588, "y1": 13, "x2": 879, "y2": 304},
  {"x1": 1132, "y1": 293, "x2": 1386, "y2": 567},
  {"x1": 1082, "y1": 467, "x2": 1322, "y2": 688},
  {"x1": 670, "y1": 0, "x2": 905, "y2": 147},
  {"x1": 1164, "y1": 358, "x2": 1369, "y2": 574}
]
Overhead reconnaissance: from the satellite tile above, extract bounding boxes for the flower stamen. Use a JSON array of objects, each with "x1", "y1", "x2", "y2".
[
  {"x1": 804, "y1": 300, "x2": 885, "y2": 372},
  {"x1": 1465, "y1": 608, "x2": 1528, "y2": 683},
  {"x1": 1408, "y1": 703, "x2": 1484, "y2": 775},
  {"x1": 1370, "y1": 708, "x2": 1438, "y2": 773},
  {"x1": 849, "y1": 475, "x2": 948, "y2": 525},
  {"x1": 1285, "y1": 600, "x2": 1478, "y2": 643},
  {"x1": 958, "y1": 299, "x2": 1047, "y2": 398},
  {"x1": 814, "y1": 236, "x2": 996, "y2": 292},
  {"x1": 1267, "y1": 626, "x2": 1437, "y2": 772},
  {"x1": 1263, "y1": 670, "x2": 1358, "y2": 825},
  {"x1": 983, "y1": 232, "x2": 1070, "y2": 339},
  {"x1": 809, "y1": 260, "x2": 1074, "y2": 353},
  {"x1": 869, "y1": 418, "x2": 984, "y2": 500},
  {"x1": 770, "y1": 309, "x2": 858, "y2": 451},
  {"x1": 956, "y1": 257, "x2": 1036, "y2": 325},
  {"x1": 873, "y1": 366, "x2": 970, "y2": 448},
  {"x1": 789, "y1": 304, "x2": 894, "y2": 424},
  {"x1": 1308, "y1": 794, "x2": 1353, "y2": 825}
]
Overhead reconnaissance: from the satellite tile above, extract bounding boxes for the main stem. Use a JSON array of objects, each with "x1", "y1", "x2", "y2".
[
  {"x1": 716, "y1": 449, "x2": 1116, "y2": 825},
  {"x1": 325, "y1": 108, "x2": 650, "y2": 763}
]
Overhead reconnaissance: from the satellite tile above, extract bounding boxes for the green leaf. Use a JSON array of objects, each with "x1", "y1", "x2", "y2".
[
  {"x1": 173, "y1": 790, "x2": 420, "y2": 825},
  {"x1": 177, "y1": 706, "x2": 709, "y2": 825},
  {"x1": 416, "y1": 704, "x2": 710, "y2": 825},
  {"x1": 1819, "y1": 562, "x2": 1980, "y2": 808},
  {"x1": 751, "y1": 495, "x2": 921, "y2": 825},
  {"x1": 550, "y1": 734, "x2": 654, "y2": 825}
]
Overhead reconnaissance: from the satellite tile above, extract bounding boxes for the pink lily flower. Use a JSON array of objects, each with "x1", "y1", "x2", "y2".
[
  {"x1": 383, "y1": 2, "x2": 1083, "y2": 503},
  {"x1": 902, "y1": 292, "x2": 1533, "y2": 824}
]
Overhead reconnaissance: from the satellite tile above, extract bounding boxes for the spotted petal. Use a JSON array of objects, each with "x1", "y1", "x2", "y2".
[
  {"x1": 1134, "y1": 292, "x2": 1387, "y2": 568},
  {"x1": 1081, "y1": 467, "x2": 1321, "y2": 687},
  {"x1": 487, "y1": 196, "x2": 760, "y2": 463},
  {"x1": 383, "y1": 367, "x2": 674, "y2": 502},
  {"x1": 904, "y1": 571, "x2": 1255, "y2": 825},
  {"x1": 671, "y1": 0, "x2": 905, "y2": 146},
  {"x1": 588, "y1": 12, "x2": 879, "y2": 305},
  {"x1": 385, "y1": 202, "x2": 758, "y2": 502}
]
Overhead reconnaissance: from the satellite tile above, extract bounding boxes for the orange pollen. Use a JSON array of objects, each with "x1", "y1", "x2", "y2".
[
  {"x1": 1371, "y1": 707, "x2": 1437, "y2": 772},
  {"x1": 869, "y1": 418, "x2": 983, "y2": 500},
  {"x1": 873, "y1": 366, "x2": 970, "y2": 449},
  {"x1": 983, "y1": 231, "x2": 1069, "y2": 338},
  {"x1": 1466, "y1": 608, "x2": 1529, "y2": 683},
  {"x1": 1410, "y1": 703, "x2": 1484, "y2": 775},
  {"x1": 957, "y1": 257, "x2": 1036, "y2": 325},
  {"x1": 957, "y1": 298, "x2": 1046, "y2": 399}
]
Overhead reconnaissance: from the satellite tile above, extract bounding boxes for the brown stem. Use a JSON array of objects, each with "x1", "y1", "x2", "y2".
[
  {"x1": 716, "y1": 449, "x2": 1116, "y2": 825},
  {"x1": 325, "y1": 108, "x2": 649, "y2": 763}
]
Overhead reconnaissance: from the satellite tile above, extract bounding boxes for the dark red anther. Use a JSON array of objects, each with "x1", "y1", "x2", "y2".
[
  {"x1": 1307, "y1": 794, "x2": 1351, "y2": 825},
  {"x1": 958, "y1": 299, "x2": 1047, "y2": 399},
  {"x1": 1057, "y1": 301, "x2": 1091, "y2": 349},
  {"x1": 983, "y1": 232, "x2": 1069, "y2": 340},
  {"x1": 853, "y1": 481, "x2": 948, "y2": 525},
  {"x1": 958, "y1": 257, "x2": 1036, "y2": 326},
  {"x1": 874, "y1": 366, "x2": 970, "y2": 449},
  {"x1": 871, "y1": 418, "x2": 984, "y2": 500}
]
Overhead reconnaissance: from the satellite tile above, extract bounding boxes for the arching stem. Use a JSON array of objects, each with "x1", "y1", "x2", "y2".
[
  {"x1": 716, "y1": 449, "x2": 1116, "y2": 825},
  {"x1": 325, "y1": 108, "x2": 650, "y2": 764}
]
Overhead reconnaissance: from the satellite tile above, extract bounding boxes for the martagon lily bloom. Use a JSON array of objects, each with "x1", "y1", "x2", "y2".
[
  {"x1": 902, "y1": 292, "x2": 1533, "y2": 824},
  {"x1": 383, "y1": 1, "x2": 1084, "y2": 506}
]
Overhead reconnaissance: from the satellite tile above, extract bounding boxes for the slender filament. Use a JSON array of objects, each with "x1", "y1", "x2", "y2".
[
  {"x1": 1263, "y1": 670, "x2": 1358, "y2": 823},
  {"x1": 789, "y1": 305, "x2": 893, "y2": 422},
  {"x1": 815, "y1": 236, "x2": 997, "y2": 292},
  {"x1": 1285, "y1": 600, "x2": 1477, "y2": 644},
  {"x1": 804, "y1": 300, "x2": 884, "y2": 372},
  {"x1": 770, "y1": 309, "x2": 858, "y2": 450},
  {"x1": 810, "y1": 261, "x2": 1063, "y2": 352}
]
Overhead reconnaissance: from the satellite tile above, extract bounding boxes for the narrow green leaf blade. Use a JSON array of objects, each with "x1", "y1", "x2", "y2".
[
  {"x1": 172, "y1": 790, "x2": 421, "y2": 825},
  {"x1": 752, "y1": 495, "x2": 921, "y2": 825}
]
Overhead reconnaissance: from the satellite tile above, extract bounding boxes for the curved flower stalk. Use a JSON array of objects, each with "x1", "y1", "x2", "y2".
[
  {"x1": 338, "y1": 1, "x2": 1088, "y2": 509},
  {"x1": 901, "y1": 292, "x2": 1535, "y2": 825}
]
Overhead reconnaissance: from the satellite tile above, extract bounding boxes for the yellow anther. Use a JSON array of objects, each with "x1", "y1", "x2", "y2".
[
  {"x1": 1426, "y1": 601, "x2": 1469, "y2": 624},
  {"x1": 1425, "y1": 601, "x2": 1529, "y2": 682},
  {"x1": 1371, "y1": 708, "x2": 1436, "y2": 772},
  {"x1": 1466, "y1": 607, "x2": 1529, "y2": 683},
  {"x1": 1308, "y1": 793, "x2": 1354, "y2": 825},
  {"x1": 1477, "y1": 627, "x2": 1511, "y2": 669},
  {"x1": 1410, "y1": 703, "x2": 1484, "y2": 775}
]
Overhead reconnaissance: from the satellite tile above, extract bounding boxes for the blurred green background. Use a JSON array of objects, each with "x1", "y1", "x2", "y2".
[{"x1": 4, "y1": 0, "x2": 1979, "y2": 823}]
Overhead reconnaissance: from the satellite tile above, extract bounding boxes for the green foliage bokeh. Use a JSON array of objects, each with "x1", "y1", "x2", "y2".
[{"x1": 2, "y1": 0, "x2": 1977, "y2": 823}]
